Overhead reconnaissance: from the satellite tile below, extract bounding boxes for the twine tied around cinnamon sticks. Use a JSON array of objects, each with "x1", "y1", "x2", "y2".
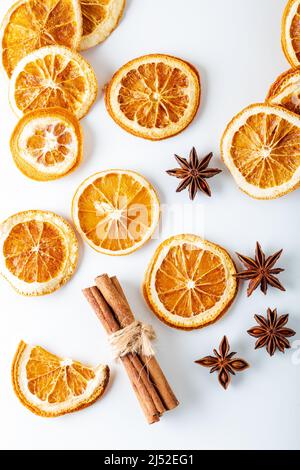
[
  {"x1": 83, "y1": 274, "x2": 179, "y2": 424},
  {"x1": 109, "y1": 320, "x2": 156, "y2": 359}
]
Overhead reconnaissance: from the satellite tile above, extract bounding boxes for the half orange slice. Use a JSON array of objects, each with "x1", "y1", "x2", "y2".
[
  {"x1": 12, "y1": 340, "x2": 110, "y2": 417},
  {"x1": 221, "y1": 103, "x2": 300, "y2": 199},
  {"x1": 0, "y1": 0, "x2": 82, "y2": 77},
  {"x1": 143, "y1": 235, "x2": 237, "y2": 330},
  {"x1": 10, "y1": 108, "x2": 83, "y2": 181},
  {"x1": 105, "y1": 54, "x2": 201, "y2": 140}
]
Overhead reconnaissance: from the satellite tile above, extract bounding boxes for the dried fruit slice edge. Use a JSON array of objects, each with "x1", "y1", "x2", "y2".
[
  {"x1": 143, "y1": 235, "x2": 237, "y2": 331},
  {"x1": 266, "y1": 68, "x2": 300, "y2": 113},
  {"x1": 72, "y1": 169, "x2": 160, "y2": 255},
  {"x1": 12, "y1": 340, "x2": 110, "y2": 417},
  {"x1": 0, "y1": 210, "x2": 78, "y2": 296},
  {"x1": 105, "y1": 54, "x2": 201, "y2": 140},
  {"x1": 281, "y1": 0, "x2": 300, "y2": 66},
  {"x1": 8, "y1": 45, "x2": 98, "y2": 120},
  {"x1": 221, "y1": 103, "x2": 300, "y2": 199},
  {"x1": 10, "y1": 107, "x2": 83, "y2": 181},
  {"x1": 0, "y1": 0, "x2": 83, "y2": 77},
  {"x1": 80, "y1": 0, "x2": 126, "y2": 50}
]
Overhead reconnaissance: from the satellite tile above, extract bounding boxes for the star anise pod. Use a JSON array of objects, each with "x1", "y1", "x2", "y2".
[
  {"x1": 248, "y1": 308, "x2": 296, "y2": 356},
  {"x1": 166, "y1": 147, "x2": 222, "y2": 200},
  {"x1": 234, "y1": 242, "x2": 285, "y2": 297},
  {"x1": 195, "y1": 336, "x2": 249, "y2": 390}
]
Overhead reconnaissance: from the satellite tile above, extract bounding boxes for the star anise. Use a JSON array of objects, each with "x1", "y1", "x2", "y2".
[
  {"x1": 195, "y1": 336, "x2": 249, "y2": 390},
  {"x1": 166, "y1": 147, "x2": 222, "y2": 200},
  {"x1": 235, "y1": 242, "x2": 285, "y2": 297},
  {"x1": 248, "y1": 308, "x2": 296, "y2": 356}
]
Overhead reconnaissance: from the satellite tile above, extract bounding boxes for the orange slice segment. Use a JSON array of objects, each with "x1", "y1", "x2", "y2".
[
  {"x1": 72, "y1": 170, "x2": 160, "y2": 255},
  {"x1": 266, "y1": 67, "x2": 300, "y2": 116},
  {"x1": 105, "y1": 54, "x2": 201, "y2": 140},
  {"x1": 12, "y1": 340, "x2": 110, "y2": 417},
  {"x1": 80, "y1": 0, "x2": 125, "y2": 50},
  {"x1": 0, "y1": 210, "x2": 78, "y2": 295},
  {"x1": 143, "y1": 235, "x2": 237, "y2": 330},
  {"x1": 282, "y1": 0, "x2": 300, "y2": 66},
  {"x1": 221, "y1": 103, "x2": 300, "y2": 199},
  {"x1": 0, "y1": 0, "x2": 82, "y2": 77},
  {"x1": 10, "y1": 108, "x2": 83, "y2": 181},
  {"x1": 9, "y1": 45, "x2": 98, "y2": 119}
]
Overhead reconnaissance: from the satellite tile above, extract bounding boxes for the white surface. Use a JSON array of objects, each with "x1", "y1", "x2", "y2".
[{"x1": 0, "y1": 0, "x2": 299, "y2": 451}]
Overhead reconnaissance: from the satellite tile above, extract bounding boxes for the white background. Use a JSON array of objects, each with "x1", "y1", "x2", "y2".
[{"x1": 0, "y1": 0, "x2": 299, "y2": 450}]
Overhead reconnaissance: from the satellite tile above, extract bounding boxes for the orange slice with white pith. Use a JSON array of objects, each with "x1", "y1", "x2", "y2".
[
  {"x1": 266, "y1": 67, "x2": 300, "y2": 116},
  {"x1": 72, "y1": 170, "x2": 160, "y2": 255},
  {"x1": 282, "y1": 0, "x2": 300, "y2": 66},
  {"x1": 143, "y1": 235, "x2": 237, "y2": 330},
  {"x1": 12, "y1": 340, "x2": 110, "y2": 417},
  {"x1": 9, "y1": 45, "x2": 97, "y2": 120},
  {"x1": 0, "y1": 0, "x2": 82, "y2": 77},
  {"x1": 10, "y1": 108, "x2": 83, "y2": 181},
  {"x1": 221, "y1": 103, "x2": 300, "y2": 199},
  {"x1": 80, "y1": 0, "x2": 126, "y2": 50},
  {"x1": 0, "y1": 210, "x2": 78, "y2": 296},
  {"x1": 105, "y1": 54, "x2": 201, "y2": 140}
]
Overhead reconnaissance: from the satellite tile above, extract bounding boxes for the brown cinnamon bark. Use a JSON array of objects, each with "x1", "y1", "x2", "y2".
[
  {"x1": 111, "y1": 276, "x2": 178, "y2": 409},
  {"x1": 84, "y1": 286, "x2": 119, "y2": 333},
  {"x1": 87, "y1": 285, "x2": 165, "y2": 414},
  {"x1": 96, "y1": 274, "x2": 179, "y2": 411},
  {"x1": 95, "y1": 274, "x2": 133, "y2": 328},
  {"x1": 121, "y1": 355, "x2": 160, "y2": 423},
  {"x1": 83, "y1": 286, "x2": 161, "y2": 423},
  {"x1": 83, "y1": 274, "x2": 179, "y2": 423}
]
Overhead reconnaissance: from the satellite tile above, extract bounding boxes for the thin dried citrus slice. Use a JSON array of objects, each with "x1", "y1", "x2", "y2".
[
  {"x1": 0, "y1": 0, "x2": 82, "y2": 77},
  {"x1": 143, "y1": 235, "x2": 237, "y2": 330},
  {"x1": 0, "y1": 210, "x2": 78, "y2": 295},
  {"x1": 72, "y1": 170, "x2": 160, "y2": 255},
  {"x1": 9, "y1": 45, "x2": 97, "y2": 119},
  {"x1": 80, "y1": 0, "x2": 125, "y2": 50},
  {"x1": 12, "y1": 340, "x2": 110, "y2": 417},
  {"x1": 266, "y1": 67, "x2": 300, "y2": 116},
  {"x1": 221, "y1": 104, "x2": 300, "y2": 199},
  {"x1": 105, "y1": 54, "x2": 201, "y2": 140},
  {"x1": 10, "y1": 108, "x2": 83, "y2": 181},
  {"x1": 282, "y1": 0, "x2": 300, "y2": 66}
]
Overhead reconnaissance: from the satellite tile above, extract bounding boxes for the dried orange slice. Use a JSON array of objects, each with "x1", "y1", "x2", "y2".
[
  {"x1": 266, "y1": 67, "x2": 300, "y2": 116},
  {"x1": 9, "y1": 45, "x2": 97, "y2": 119},
  {"x1": 221, "y1": 104, "x2": 300, "y2": 199},
  {"x1": 143, "y1": 235, "x2": 237, "y2": 330},
  {"x1": 0, "y1": 210, "x2": 78, "y2": 295},
  {"x1": 105, "y1": 54, "x2": 201, "y2": 140},
  {"x1": 10, "y1": 108, "x2": 83, "y2": 181},
  {"x1": 80, "y1": 0, "x2": 126, "y2": 50},
  {"x1": 12, "y1": 340, "x2": 110, "y2": 417},
  {"x1": 72, "y1": 170, "x2": 160, "y2": 255},
  {"x1": 282, "y1": 0, "x2": 300, "y2": 66},
  {"x1": 0, "y1": 0, "x2": 82, "y2": 77}
]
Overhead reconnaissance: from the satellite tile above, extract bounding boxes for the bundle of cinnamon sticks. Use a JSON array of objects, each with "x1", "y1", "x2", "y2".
[{"x1": 83, "y1": 274, "x2": 179, "y2": 424}]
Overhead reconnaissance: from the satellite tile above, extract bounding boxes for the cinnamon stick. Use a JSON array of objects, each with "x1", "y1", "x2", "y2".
[
  {"x1": 83, "y1": 286, "x2": 161, "y2": 423},
  {"x1": 95, "y1": 274, "x2": 133, "y2": 328},
  {"x1": 110, "y1": 276, "x2": 178, "y2": 410},
  {"x1": 83, "y1": 274, "x2": 179, "y2": 423},
  {"x1": 95, "y1": 274, "x2": 179, "y2": 411},
  {"x1": 121, "y1": 355, "x2": 160, "y2": 423},
  {"x1": 90, "y1": 284, "x2": 165, "y2": 413}
]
